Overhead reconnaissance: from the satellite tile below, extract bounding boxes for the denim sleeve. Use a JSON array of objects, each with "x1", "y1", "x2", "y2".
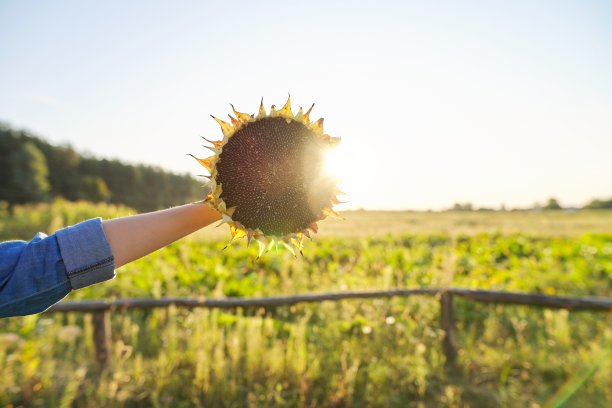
[{"x1": 0, "y1": 218, "x2": 115, "y2": 318}]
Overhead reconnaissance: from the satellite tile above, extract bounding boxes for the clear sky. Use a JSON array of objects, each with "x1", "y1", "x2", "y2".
[{"x1": 1, "y1": 0, "x2": 611, "y2": 210}]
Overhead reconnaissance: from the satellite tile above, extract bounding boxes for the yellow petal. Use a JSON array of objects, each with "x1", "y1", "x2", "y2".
[
  {"x1": 228, "y1": 114, "x2": 239, "y2": 127},
  {"x1": 203, "y1": 145, "x2": 220, "y2": 154},
  {"x1": 230, "y1": 104, "x2": 253, "y2": 123},
  {"x1": 335, "y1": 188, "x2": 348, "y2": 197},
  {"x1": 204, "y1": 191, "x2": 215, "y2": 203},
  {"x1": 331, "y1": 195, "x2": 343, "y2": 205},
  {"x1": 328, "y1": 136, "x2": 341, "y2": 146},
  {"x1": 281, "y1": 240, "x2": 296, "y2": 257},
  {"x1": 188, "y1": 154, "x2": 215, "y2": 172},
  {"x1": 210, "y1": 115, "x2": 233, "y2": 137},
  {"x1": 256, "y1": 239, "x2": 267, "y2": 258},
  {"x1": 230, "y1": 224, "x2": 247, "y2": 240},
  {"x1": 311, "y1": 118, "x2": 324, "y2": 134},
  {"x1": 323, "y1": 207, "x2": 343, "y2": 220},
  {"x1": 215, "y1": 215, "x2": 230, "y2": 228},
  {"x1": 213, "y1": 184, "x2": 223, "y2": 200},
  {"x1": 294, "y1": 106, "x2": 304, "y2": 121},
  {"x1": 255, "y1": 237, "x2": 273, "y2": 258},
  {"x1": 217, "y1": 200, "x2": 226, "y2": 213},
  {"x1": 200, "y1": 136, "x2": 223, "y2": 149},
  {"x1": 257, "y1": 98, "x2": 266, "y2": 118},
  {"x1": 290, "y1": 236, "x2": 302, "y2": 250},
  {"x1": 269, "y1": 105, "x2": 278, "y2": 117},
  {"x1": 267, "y1": 238, "x2": 276, "y2": 251},
  {"x1": 303, "y1": 103, "x2": 315, "y2": 124},
  {"x1": 278, "y1": 94, "x2": 292, "y2": 118}
]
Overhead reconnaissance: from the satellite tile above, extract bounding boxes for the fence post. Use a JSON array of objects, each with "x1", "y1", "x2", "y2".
[
  {"x1": 92, "y1": 309, "x2": 111, "y2": 369},
  {"x1": 440, "y1": 291, "x2": 458, "y2": 369}
]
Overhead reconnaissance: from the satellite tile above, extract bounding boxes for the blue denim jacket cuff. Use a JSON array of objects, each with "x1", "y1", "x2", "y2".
[{"x1": 55, "y1": 218, "x2": 116, "y2": 290}]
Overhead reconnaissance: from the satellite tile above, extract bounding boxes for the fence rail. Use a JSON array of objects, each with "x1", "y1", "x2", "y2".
[
  {"x1": 46, "y1": 288, "x2": 612, "y2": 312},
  {"x1": 44, "y1": 288, "x2": 612, "y2": 369}
]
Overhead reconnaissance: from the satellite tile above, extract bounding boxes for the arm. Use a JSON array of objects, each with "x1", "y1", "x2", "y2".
[
  {"x1": 1, "y1": 202, "x2": 220, "y2": 318},
  {"x1": 102, "y1": 203, "x2": 220, "y2": 268}
]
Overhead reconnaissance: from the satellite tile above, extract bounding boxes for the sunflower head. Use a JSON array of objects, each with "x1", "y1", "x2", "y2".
[{"x1": 191, "y1": 96, "x2": 342, "y2": 256}]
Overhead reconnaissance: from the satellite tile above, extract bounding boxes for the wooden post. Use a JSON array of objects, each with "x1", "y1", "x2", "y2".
[
  {"x1": 440, "y1": 292, "x2": 458, "y2": 369},
  {"x1": 92, "y1": 309, "x2": 111, "y2": 369}
]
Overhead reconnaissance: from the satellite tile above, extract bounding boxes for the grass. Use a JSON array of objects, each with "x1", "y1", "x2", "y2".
[
  {"x1": 193, "y1": 209, "x2": 612, "y2": 241},
  {"x1": 0, "y1": 200, "x2": 611, "y2": 407}
]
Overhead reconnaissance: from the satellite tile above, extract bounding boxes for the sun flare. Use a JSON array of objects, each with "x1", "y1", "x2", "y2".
[{"x1": 322, "y1": 144, "x2": 355, "y2": 192}]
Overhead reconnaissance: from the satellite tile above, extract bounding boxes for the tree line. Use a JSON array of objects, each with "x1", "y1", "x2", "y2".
[
  {"x1": 449, "y1": 196, "x2": 612, "y2": 212},
  {"x1": 0, "y1": 123, "x2": 203, "y2": 212}
]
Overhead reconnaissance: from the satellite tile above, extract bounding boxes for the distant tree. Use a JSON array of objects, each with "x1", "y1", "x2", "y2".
[
  {"x1": 46, "y1": 146, "x2": 81, "y2": 200},
  {"x1": 79, "y1": 176, "x2": 111, "y2": 202},
  {"x1": 583, "y1": 198, "x2": 612, "y2": 210},
  {"x1": 543, "y1": 198, "x2": 562, "y2": 210},
  {"x1": 0, "y1": 122, "x2": 207, "y2": 211},
  {"x1": 451, "y1": 202, "x2": 473, "y2": 211},
  {"x1": 0, "y1": 125, "x2": 16, "y2": 202},
  {"x1": 8, "y1": 141, "x2": 50, "y2": 203}
]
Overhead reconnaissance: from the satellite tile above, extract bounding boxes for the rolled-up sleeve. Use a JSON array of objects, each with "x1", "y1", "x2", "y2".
[{"x1": 0, "y1": 218, "x2": 115, "y2": 318}]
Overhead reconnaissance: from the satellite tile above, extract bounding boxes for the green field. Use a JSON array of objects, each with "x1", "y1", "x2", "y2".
[{"x1": 1, "y1": 201, "x2": 611, "y2": 407}]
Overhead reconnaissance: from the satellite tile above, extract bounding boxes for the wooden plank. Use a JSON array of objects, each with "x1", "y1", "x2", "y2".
[
  {"x1": 449, "y1": 289, "x2": 612, "y2": 310},
  {"x1": 45, "y1": 288, "x2": 612, "y2": 314},
  {"x1": 45, "y1": 289, "x2": 441, "y2": 312}
]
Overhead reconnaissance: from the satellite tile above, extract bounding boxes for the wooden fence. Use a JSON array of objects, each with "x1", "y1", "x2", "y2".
[{"x1": 45, "y1": 288, "x2": 612, "y2": 369}]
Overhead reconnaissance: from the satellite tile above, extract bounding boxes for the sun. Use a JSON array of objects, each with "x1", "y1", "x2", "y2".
[
  {"x1": 322, "y1": 144, "x2": 351, "y2": 189},
  {"x1": 191, "y1": 96, "x2": 343, "y2": 256}
]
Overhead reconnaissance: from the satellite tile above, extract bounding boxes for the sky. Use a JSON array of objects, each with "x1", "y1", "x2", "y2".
[{"x1": 1, "y1": 0, "x2": 611, "y2": 210}]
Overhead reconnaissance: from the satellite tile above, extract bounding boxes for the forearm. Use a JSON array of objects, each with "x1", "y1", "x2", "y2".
[{"x1": 102, "y1": 203, "x2": 221, "y2": 268}]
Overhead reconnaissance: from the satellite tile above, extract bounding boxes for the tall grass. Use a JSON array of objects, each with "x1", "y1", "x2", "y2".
[{"x1": 0, "y1": 199, "x2": 133, "y2": 241}]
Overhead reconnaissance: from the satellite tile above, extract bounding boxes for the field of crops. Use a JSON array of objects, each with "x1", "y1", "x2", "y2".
[{"x1": 1, "y1": 200, "x2": 611, "y2": 407}]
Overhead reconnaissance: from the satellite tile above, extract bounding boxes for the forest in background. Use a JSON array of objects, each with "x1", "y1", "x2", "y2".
[
  {"x1": 0, "y1": 123, "x2": 202, "y2": 212},
  {"x1": 1, "y1": 122, "x2": 610, "y2": 214}
]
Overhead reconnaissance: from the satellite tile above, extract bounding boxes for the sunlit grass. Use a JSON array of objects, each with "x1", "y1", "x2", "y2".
[{"x1": 0, "y1": 201, "x2": 610, "y2": 406}]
